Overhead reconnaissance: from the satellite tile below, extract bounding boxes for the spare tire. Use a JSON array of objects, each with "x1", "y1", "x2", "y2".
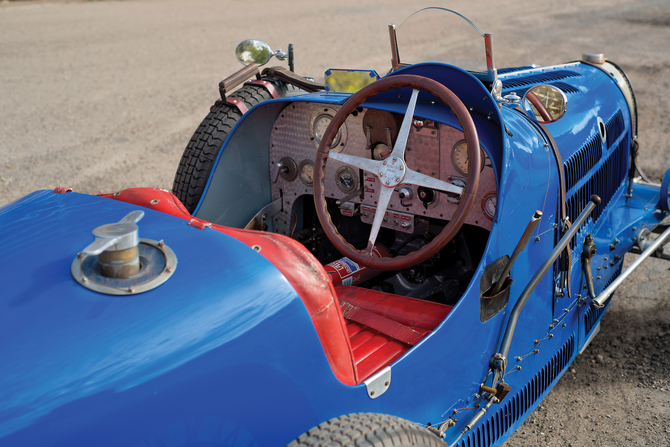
[{"x1": 172, "y1": 81, "x2": 301, "y2": 213}]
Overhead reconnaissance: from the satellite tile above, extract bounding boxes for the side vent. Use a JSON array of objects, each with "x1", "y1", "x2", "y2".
[
  {"x1": 584, "y1": 262, "x2": 623, "y2": 334},
  {"x1": 566, "y1": 133, "x2": 629, "y2": 247},
  {"x1": 506, "y1": 81, "x2": 580, "y2": 99},
  {"x1": 500, "y1": 70, "x2": 582, "y2": 91},
  {"x1": 605, "y1": 109, "x2": 625, "y2": 149},
  {"x1": 459, "y1": 335, "x2": 575, "y2": 447},
  {"x1": 564, "y1": 134, "x2": 603, "y2": 194},
  {"x1": 497, "y1": 66, "x2": 537, "y2": 75}
]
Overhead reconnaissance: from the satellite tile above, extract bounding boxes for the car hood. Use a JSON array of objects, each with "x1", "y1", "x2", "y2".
[{"x1": 0, "y1": 190, "x2": 299, "y2": 437}]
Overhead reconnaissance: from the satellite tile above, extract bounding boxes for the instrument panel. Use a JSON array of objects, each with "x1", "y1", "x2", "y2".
[{"x1": 269, "y1": 102, "x2": 497, "y2": 236}]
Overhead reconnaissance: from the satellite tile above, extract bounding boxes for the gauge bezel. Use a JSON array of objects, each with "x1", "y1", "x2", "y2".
[
  {"x1": 335, "y1": 166, "x2": 359, "y2": 193},
  {"x1": 451, "y1": 139, "x2": 485, "y2": 177},
  {"x1": 298, "y1": 159, "x2": 315, "y2": 186},
  {"x1": 481, "y1": 192, "x2": 497, "y2": 220},
  {"x1": 310, "y1": 107, "x2": 347, "y2": 152},
  {"x1": 445, "y1": 177, "x2": 466, "y2": 204}
]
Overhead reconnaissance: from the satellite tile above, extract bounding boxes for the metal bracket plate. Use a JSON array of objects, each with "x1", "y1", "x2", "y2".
[{"x1": 364, "y1": 366, "x2": 391, "y2": 399}]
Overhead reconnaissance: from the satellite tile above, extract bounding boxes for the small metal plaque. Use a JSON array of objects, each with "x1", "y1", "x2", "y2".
[{"x1": 364, "y1": 366, "x2": 391, "y2": 399}]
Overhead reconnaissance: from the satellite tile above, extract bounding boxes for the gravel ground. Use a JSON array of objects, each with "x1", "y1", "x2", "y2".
[{"x1": 1, "y1": 1, "x2": 668, "y2": 445}]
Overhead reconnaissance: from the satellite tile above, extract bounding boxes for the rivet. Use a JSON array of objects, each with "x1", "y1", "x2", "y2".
[
  {"x1": 128, "y1": 287, "x2": 135, "y2": 293},
  {"x1": 252, "y1": 245, "x2": 262, "y2": 252},
  {"x1": 158, "y1": 240, "x2": 165, "y2": 247},
  {"x1": 166, "y1": 267, "x2": 173, "y2": 273},
  {"x1": 385, "y1": 381, "x2": 389, "y2": 386},
  {"x1": 370, "y1": 390, "x2": 375, "y2": 396}
]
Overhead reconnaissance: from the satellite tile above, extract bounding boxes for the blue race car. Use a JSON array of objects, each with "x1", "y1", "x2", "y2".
[{"x1": 2, "y1": 7, "x2": 669, "y2": 447}]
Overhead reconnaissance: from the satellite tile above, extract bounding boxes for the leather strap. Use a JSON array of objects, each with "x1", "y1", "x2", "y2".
[
  {"x1": 261, "y1": 66, "x2": 325, "y2": 93},
  {"x1": 339, "y1": 300, "x2": 425, "y2": 346},
  {"x1": 534, "y1": 119, "x2": 572, "y2": 298}
]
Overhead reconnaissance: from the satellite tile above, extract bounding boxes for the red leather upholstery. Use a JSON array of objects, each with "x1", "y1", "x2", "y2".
[
  {"x1": 335, "y1": 286, "x2": 453, "y2": 381},
  {"x1": 335, "y1": 286, "x2": 453, "y2": 330}
]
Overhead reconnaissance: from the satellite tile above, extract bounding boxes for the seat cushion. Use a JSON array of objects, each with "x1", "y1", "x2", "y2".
[{"x1": 335, "y1": 285, "x2": 453, "y2": 381}]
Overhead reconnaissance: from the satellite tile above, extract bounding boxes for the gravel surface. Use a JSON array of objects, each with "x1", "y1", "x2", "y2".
[{"x1": 1, "y1": 1, "x2": 668, "y2": 445}]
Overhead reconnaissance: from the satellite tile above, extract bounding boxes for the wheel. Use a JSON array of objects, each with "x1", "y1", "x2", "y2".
[
  {"x1": 172, "y1": 81, "x2": 300, "y2": 213},
  {"x1": 286, "y1": 413, "x2": 443, "y2": 447},
  {"x1": 313, "y1": 74, "x2": 481, "y2": 270}
]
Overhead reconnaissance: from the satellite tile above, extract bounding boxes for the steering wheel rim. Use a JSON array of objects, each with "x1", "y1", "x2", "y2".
[{"x1": 314, "y1": 74, "x2": 481, "y2": 270}]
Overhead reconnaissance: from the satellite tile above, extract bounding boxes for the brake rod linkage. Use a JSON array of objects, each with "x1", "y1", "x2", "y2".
[{"x1": 490, "y1": 195, "x2": 601, "y2": 386}]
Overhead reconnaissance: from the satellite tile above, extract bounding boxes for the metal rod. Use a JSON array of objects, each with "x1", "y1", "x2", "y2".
[
  {"x1": 388, "y1": 24, "x2": 400, "y2": 71},
  {"x1": 498, "y1": 195, "x2": 600, "y2": 360},
  {"x1": 592, "y1": 224, "x2": 670, "y2": 308},
  {"x1": 492, "y1": 210, "x2": 542, "y2": 295}
]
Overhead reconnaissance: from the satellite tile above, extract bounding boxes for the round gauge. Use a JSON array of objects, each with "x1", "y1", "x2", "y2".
[
  {"x1": 336, "y1": 166, "x2": 359, "y2": 193},
  {"x1": 372, "y1": 143, "x2": 392, "y2": 160},
  {"x1": 298, "y1": 160, "x2": 315, "y2": 186},
  {"x1": 451, "y1": 139, "x2": 485, "y2": 176},
  {"x1": 313, "y1": 114, "x2": 345, "y2": 152},
  {"x1": 311, "y1": 107, "x2": 347, "y2": 152},
  {"x1": 482, "y1": 192, "x2": 497, "y2": 220},
  {"x1": 446, "y1": 178, "x2": 465, "y2": 204}
]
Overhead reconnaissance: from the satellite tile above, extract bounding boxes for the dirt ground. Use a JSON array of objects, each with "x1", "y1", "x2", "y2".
[{"x1": 0, "y1": 0, "x2": 668, "y2": 445}]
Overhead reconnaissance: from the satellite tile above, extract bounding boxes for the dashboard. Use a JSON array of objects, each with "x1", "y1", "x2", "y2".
[{"x1": 269, "y1": 102, "x2": 497, "y2": 237}]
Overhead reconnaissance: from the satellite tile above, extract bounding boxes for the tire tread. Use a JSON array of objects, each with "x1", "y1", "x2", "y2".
[
  {"x1": 172, "y1": 82, "x2": 299, "y2": 213},
  {"x1": 286, "y1": 413, "x2": 443, "y2": 447}
]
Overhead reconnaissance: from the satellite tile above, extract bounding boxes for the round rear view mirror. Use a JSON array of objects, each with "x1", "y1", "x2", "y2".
[
  {"x1": 521, "y1": 84, "x2": 568, "y2": 124},
  {"x1": 235, "y1": 39, "x2": 273, "y2": 66}
]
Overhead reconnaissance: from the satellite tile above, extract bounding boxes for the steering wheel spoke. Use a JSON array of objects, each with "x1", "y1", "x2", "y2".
[
  {"x1": 389, "y1": 89, "x2": 420, "y2": 160},
  {"x1": 328, "y1": 152, "x2": 380, "y2": 174},
  {"x1": 366, "y1": 185, "x2": 394, "y2": 253},
  {"x1": 403, "y1": 169, "x2": 463, "y2": 195}
]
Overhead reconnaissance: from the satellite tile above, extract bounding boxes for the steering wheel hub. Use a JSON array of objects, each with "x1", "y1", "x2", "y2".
[{"x1": 378, "y1": 157, "x2": 406, "y2": 187}]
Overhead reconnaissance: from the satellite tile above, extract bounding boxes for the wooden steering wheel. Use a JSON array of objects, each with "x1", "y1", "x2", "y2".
[{"x1": 314, "y1": 74, "x2": 481, "y2": 270}]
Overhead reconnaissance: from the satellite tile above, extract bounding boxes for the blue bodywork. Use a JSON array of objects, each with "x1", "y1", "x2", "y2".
[{"x1": 0, "y1": 18, "x2": 667, "y2": 447}]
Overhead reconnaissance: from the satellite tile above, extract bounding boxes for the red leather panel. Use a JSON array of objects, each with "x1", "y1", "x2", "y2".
[
  {"x1": 346, "y1": 321, "x2": 408, "y2": 382},
  {"x1": 335, "y1": 285, "x2": 453, "y2": 330},
  {"x1": 100, "y1": 187, "x2": 358, "y2": 386}
]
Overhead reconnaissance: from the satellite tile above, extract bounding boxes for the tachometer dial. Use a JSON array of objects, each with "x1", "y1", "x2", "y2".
[
  {"x1": 482, "y1": 192, "x2": 497, "y2": 220},
  {"x1": 299, "y1": 160, "x2": 315, "y2": 186},
  {"x1": 451, "y1": 139, "x2": 485, "y2": 176},
  {"x1": 336, "y1": 166, "x2": 358, "y2": 193}
]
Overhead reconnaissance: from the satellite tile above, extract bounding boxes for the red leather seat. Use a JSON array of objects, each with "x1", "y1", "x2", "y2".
[{"x1": 335, "y1": 285, "x2": 453, "y2": 381}]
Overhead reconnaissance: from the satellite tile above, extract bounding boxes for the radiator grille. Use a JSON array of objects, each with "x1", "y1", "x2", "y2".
[{"x1": 458, "y1": 335, "x2": 575, "y2": 447}]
